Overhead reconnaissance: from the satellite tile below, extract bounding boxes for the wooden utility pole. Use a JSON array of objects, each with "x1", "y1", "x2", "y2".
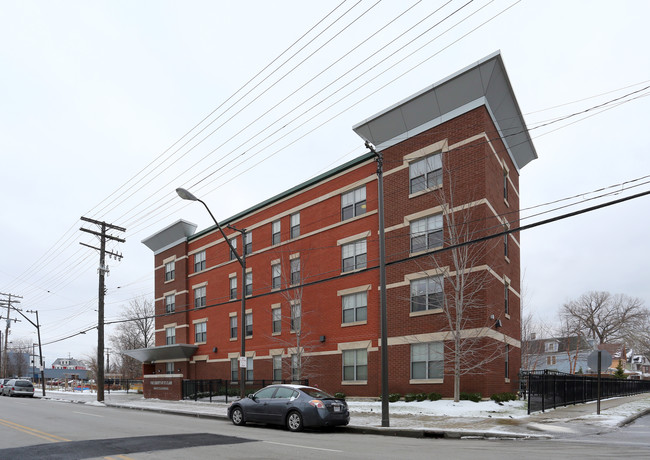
[
  {"x1": 0, "y1": 293, "x2": 22, "y2": 378},
  {"x1": 80, "y1": 217, "x2": 125, "y2": 402}
]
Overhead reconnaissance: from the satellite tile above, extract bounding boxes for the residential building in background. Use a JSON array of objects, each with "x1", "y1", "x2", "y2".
[{"x1": 137, "y1": 52, "x2": 536, "y2": 398}]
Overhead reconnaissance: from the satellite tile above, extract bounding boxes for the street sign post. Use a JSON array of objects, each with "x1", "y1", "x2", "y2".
[{"x1": 588, "y1": 350, "x2": 612, "y2": 414}]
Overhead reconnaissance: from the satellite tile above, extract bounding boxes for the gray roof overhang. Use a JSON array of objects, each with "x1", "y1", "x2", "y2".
[
  {"x1": 141, "y1": 219, "x2": 197, "y2": 255},
  {"x1": 123, "y1": 344, "x2": 198, "y2": 363},
  {"x1": 352, "y1": 51, "x2": 537, "y2": 172}
]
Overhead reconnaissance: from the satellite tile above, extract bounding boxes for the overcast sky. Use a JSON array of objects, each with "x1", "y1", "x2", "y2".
[{"x1": 2, "y1": 1, "x2": 649, "y2": 366}]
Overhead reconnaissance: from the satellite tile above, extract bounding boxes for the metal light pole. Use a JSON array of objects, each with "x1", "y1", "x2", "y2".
[
  {"x1": 176, "y1": 187, "x2": 248, "y2": 399},
  {"x1": 366, "y1": 141, "x2": 390, "y2": 427}
]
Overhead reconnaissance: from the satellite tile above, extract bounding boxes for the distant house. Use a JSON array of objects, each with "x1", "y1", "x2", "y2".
[
  {"x1": 628, "y1": 354, "x2": 650, "y2": 379},
  {"x1": 523, "y1": 336, "x2": 597, "y2": 374},
  {"x1": 51, "y1": 357, "x2": 87, "y2": 370}
]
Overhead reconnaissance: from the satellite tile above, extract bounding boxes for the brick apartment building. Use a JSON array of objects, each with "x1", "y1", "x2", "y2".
[{"x1": 136, "y1": 51, "x2": 537, "y2": 398}]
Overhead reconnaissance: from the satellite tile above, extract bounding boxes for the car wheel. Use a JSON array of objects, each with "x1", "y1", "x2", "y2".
[
  {"x1": 286, "y1": 411, "x2": 304, "y2": 432},
  {"x1": 231, "y1": 406, "x2": 246, "y2": 426}
]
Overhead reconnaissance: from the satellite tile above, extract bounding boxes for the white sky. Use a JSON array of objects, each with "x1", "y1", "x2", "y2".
[{"x1": 2, "y1": 1, "x2": 649, "y2": 366}]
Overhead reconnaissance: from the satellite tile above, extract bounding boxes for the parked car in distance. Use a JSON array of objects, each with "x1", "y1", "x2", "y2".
[
  {"x1": 2, "y1": 379, "x2": 35, "y2": 397},
  {"x1": 0, "y1": 378, "x2": 11, "y2": 394},
  {"x1": 227, "y1": 384, "x2": 349, "y2": 432}
]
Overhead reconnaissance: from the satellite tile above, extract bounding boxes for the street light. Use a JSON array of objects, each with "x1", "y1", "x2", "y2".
[{"x1": 176, "y1": 187, "x2": 247, "y2": 399}]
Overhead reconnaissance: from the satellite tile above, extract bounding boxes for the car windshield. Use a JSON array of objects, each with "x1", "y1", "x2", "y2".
[{"x1": 300, "y1": 387, "x2": 335, "y2": 399}]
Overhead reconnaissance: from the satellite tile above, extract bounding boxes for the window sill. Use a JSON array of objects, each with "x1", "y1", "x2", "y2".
[
  {"x1": 341, "y1": 320, "x2": 367, "y2": 327},
  {"x1": 245, "y1": 335, "x2": 253, "y2": 340},
  {"x1": 504, "y1": 256, "x2": 510, "y2": 264},
  {"x1": 194, "y1": 341, "x2": 206, "y2": 345},
  {"x1": 409, "y1": 378, "x2": 443, "y2": 384},
  {"x1": 409, "y1": 245, "x2": 443, "y2": 257},
  {"x1": 504, "y1": 198, "x2": 509, "y2": 207},
  {"x1": 505, "y1": 313, "x2": 511, "y2": 320},
  {"x1": 409, "y1": 309, "x2": 443, "y2": 318},
  {"x1": 272, "y1": 332, "x2": 281, "y2": 336},
  {"x1": 229, "y1": 337, "x2": 237, "y2": 342},
  {"x1": 164, "y1": 279, "x2": 175, "y2": 284},
  {"x1": 341, "y1": 380, "x2": 368, "y2": 386},
  {"x1": 505, "y1": 378, "x2": 510, "y2": 383},
  {"x1": 408, "y1": 184, "x2": 442, "y2": 199},
  {"x1": 341, "y1": 267, "x2": 367, "y2": 275}
]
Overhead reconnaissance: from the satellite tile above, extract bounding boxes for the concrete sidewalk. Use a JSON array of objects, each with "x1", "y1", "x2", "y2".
[{"x1": 38, "y1": 390, "x2": 650, "y2": 440}]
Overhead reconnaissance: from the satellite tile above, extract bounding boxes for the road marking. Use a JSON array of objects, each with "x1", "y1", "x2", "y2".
[
  {"x1": 0, "y1": 418, "x2": 70, "y2": 443},
  {"x1": 264, "y1": 441, "x2": 343, "y2": 453},
  {"x1": 104, "y1": 456, "x2": 136, "y2": 460},
  {"x1": 73, "y1": 411, "x2": 103, "y2": 417}
]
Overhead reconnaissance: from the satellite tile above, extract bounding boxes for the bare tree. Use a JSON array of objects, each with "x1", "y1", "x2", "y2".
[
  {"x1": 419, "y1": 169, "x2": 506, "y2": 402},
  {"x1": 109, "y1": 297, "x2": 155, "y2": 379},
  {"x1": 561, "y1": 291, "x2": 648, "y2": 344},
  {"x1": 5, "y1": 338, "x2": 32, "y2": 377}
]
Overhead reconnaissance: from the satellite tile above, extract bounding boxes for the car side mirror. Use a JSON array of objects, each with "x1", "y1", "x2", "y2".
[{"x1": 247, "y1": 393, "x2": 256, "y2": 400}]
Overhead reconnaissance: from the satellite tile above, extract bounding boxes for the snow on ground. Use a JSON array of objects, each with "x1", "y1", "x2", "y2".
[{"x1": 347, "y1": 398, "x2": 528, "y2": 419}]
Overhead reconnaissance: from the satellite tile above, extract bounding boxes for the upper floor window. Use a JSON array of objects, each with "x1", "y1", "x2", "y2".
[
  {"x1": 272, "y1": 263, "x2": 281, "y2": 289},
  {"x1": 245, "y1": 312, "x2": 253, "y2": 337},
  {"x1": 410, "y1": 215, "x2": 443, "y2": 253},
  {"x1": 245, "y1": 272, "x2": 253, "y2": 297},
  {"x1": 411, "y1": 276, "x2": 443, "y2": 312},
  {"x1": 291, "y1": 303, "x2": 301, "y2": 332},
  {"x1": 342, "y1": 292, "x2": 367, "y2": 323},
  {"x1": 194, "y1": 285, "x2": 207, "y2": 308},
  {"x1": 342, "y1": 239, "x2": 367, "y2": 272},
  {"x1": 290, "y1": 258, "x2": 300, "y2": 285},
  {"x1": 341, "y1": 186, "x2": 366, "y2": 220},
  {"x1": 545, "y1": 342, "x2": 558, "y2": 353},
  {"x1": 272, "y1": 308, "x2": 281, "y2": 334},
  {"x1": 230, "y1": 315, "x2": 237, "y2": 339},
  {"x1": 194, "y1": 250, "x2": 206, "y2": 272},
  {"x1": 504, "y1": 282, "x2": 510, "y2": 315},
  {"x1": 166, "y1": 327, "x2": 176, "y2": 345},
  {"x1": 411, "y1": 342, "x2": 443, "y2": 380},
  {"x1": 165, "y1": 294, "x2": 175, "y2": 313},
  {"x1": 229, "y1": 238, "x2": 237, "y2": 261},
  {"x1": 244, "y1": 232, "x2": 252, "y2": 255},
  {"x1": 272, "y1": 220, "x2": 281, "y2": 245},
  {"x1": 165, "y1": 261, "x2": 175, "y2": 281},
  {"x1": 194, "y1": 321, "x2": 207, "y2": 343},
  {"x1": 409, "y1": 153, "x2": 442, "y2": 193},
  {"x1": 503, "y1": 168, "x2": 509, "y2": 201},
  {"x1": 343, "y1": 348, "x2": 367, "y2": 381},
  {"x1": 546, "y1": 355, "x2": 557, "y2": 365},
  {"x1": 229, "y1": 276, "x2": 237, "y2": 300},
  {"x1": 290, "y1": 213, "x2": 300, "y2": 239}
]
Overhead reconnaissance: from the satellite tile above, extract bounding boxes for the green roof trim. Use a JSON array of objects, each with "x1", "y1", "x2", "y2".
[{"x1": 189, "y1": 151, "x2": 376, "y2": 241}]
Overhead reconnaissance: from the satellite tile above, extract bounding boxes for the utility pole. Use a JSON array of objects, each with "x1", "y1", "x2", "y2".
[
  {"x1": 80, "y1": 217, "x2": 125, "y2": 402},
  {"x1": 0, "y1": 293, "x2": 22, "y2": 378}
]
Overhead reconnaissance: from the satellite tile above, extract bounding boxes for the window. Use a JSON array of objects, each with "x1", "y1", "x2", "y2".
[
  {"x1": 246, "y1": 357, "x2": 254, "y2": 381},
  {"x1": 195, "y1": 321, "x2": 207, "y2": 343},
  {"x1": 410, "y1": 215, "x2": 443, "y2": 252},
  {"x1": 272, "y1": 220, "x2": 281, "y2": 245},
  {"x1": 503, "y1": 169, "x2": 509, "y2": 201},
  {"x1": 165, "y1": 294, "x2": 175, "y2": 313},
  {"x1": 411, "y1": 342, "x2": 443, "y2": 380},
  {"x1": 245, "y1": 272, "x2": 252, "y2": 296},
  {"x1": 409, "y1": 153, "x2": 442, "y2": 193},
  {"x1": 229, "y1": 238, "x2": 237, "y2": 261},
  {"x1": 194, "y1": 285, "x2": 207, "y2": 308},
  {"x1": 230, "y1": 358, "x2": 238, "y2": 381},
  {"x1": 166, "y1": 362, "x2": 174, "y2": 374},
  {"x1": 546, "y1": 355, "x2": 557, "y2": 366},
  {"x1": 504, "y1": 282, "x2": 509, "y2": 315},
  {"x1": 244, "y1": 232, "x2": 252, "y2": 255},
  {"x1": 410, "y1": 276, "x2": 444, "y2": 312},
  {"x1": 290, "y1": 213, "x2": 300, "y2": 239},
  {"x1": 272, "y1": 263, "x2": 281, "y2": 289},
  {"x1": 291, "y1": 353, "x2": 299, "y2": 380},
  {"x1": 342, "y1": 186, "x2": 366, "y2": 220},
  {"x1": 230, "y1": 316, "x2": 237, "y2": 339},
  {"x1": 504, "y1": 233, "x2": 509, "y2": 259},
  {"x1": 230, "y1": 276, "x2": 237, "y2": 300},
  {"x1": 545, "y1": 342, "x2": 558, "y2": 353},
  {"x1": 272, "y1": 308, "x2": 281, "y2": 334},
  {"x1": 505, "y1": 344, "x2": 509, "y2": 379},
  {"x1": 194, "y1": 250, "x2": 206, "y2": 272},
  {"x1": 245, "y1": 312, "x2": 253, "y2": 337},
  {"x1": 290, "y1": 258, "x2": 300, "y2": 285},
  {"x1": 166, "y1": 327, "x2": 175, "y2": 345},
  {"x1": 165, "y1": 261, "x2": 175, "y2": 281},
  {"x1": 343, "y1": 349, "x2": 367, "y2": 381},
  {"x1": 290, "y1": 303, "x2": 301, "y2": 332},
  {"x1": 342, "y1": 239, "x2": 367, "y2": 272},
  {"x1": 342, "y1": 292, "x2": 367, "y2": 323},
  {"x1": 273, "y1": 355, "x2": 282, "y2": 380}
]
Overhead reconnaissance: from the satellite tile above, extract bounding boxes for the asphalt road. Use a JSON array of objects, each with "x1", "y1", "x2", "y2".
[{"x1": 0, "y1": 395, "x2": 649, "y2": 459}]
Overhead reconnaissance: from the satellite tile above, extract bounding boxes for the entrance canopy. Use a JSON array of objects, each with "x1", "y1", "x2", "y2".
[{"x1": 124, "y1": 344, "x2": 198, "y2": 363}]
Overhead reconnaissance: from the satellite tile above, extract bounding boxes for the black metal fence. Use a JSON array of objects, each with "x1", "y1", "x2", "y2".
[
  {"x1": 522, "y1": 370, "x2": 650, "y2": 414},
  {"x1": 182, "y1": 379, "x2": 309, "y2": 404}
]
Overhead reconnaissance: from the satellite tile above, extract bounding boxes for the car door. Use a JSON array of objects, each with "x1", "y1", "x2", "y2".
[
  {"x1": 265, "y1": 387, "x2": 297, "y2": 424},
  {"x1": 245, "y1": 387, "x2": 277, "y2": 423}
]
